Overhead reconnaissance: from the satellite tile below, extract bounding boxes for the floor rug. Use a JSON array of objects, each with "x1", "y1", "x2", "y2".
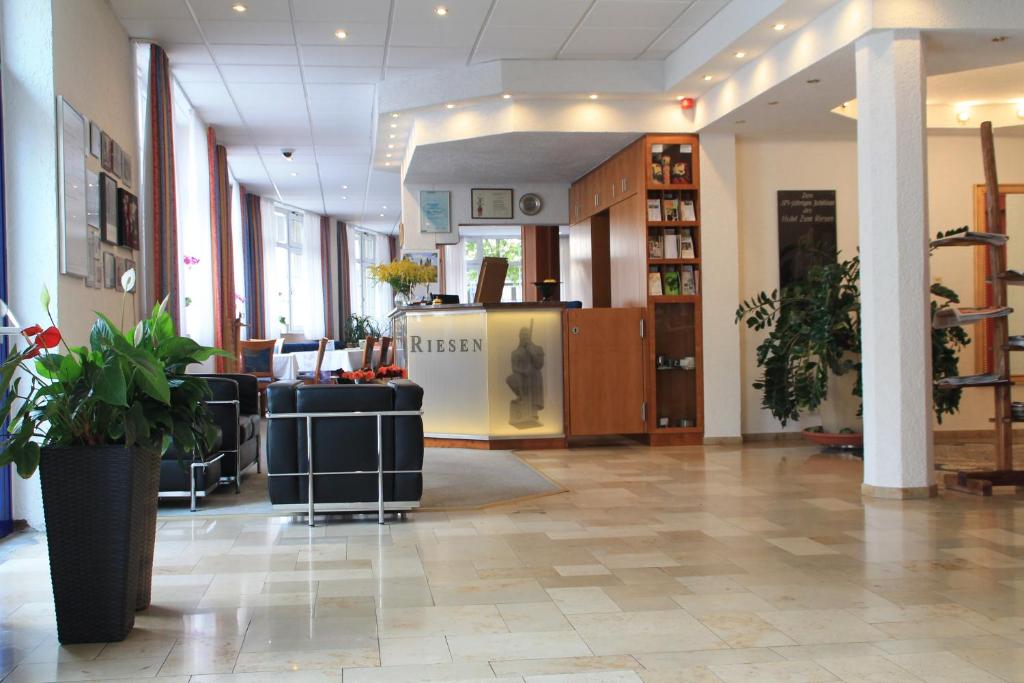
[{"x1": 157, "y1": 448, "x2": 565, "y2": 518}]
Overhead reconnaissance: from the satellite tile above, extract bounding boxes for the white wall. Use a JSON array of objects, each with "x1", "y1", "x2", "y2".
[
  {"x1": 401, "y1": 182, "x2": 569, "y2": 251},
  {"x1": 1, "y1": 0, "x2": 139, "y2": 529},
  {"x1": 734, "y1": 131, "x2": 1024, "y2": 435}
]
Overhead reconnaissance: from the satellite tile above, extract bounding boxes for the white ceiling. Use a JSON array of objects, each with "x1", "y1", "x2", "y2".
[{"x1": 109, "y1": 0, "x2": 731, "y2": 232}]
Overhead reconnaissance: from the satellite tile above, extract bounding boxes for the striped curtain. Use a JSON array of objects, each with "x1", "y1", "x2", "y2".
[
  {"x1": 241, "y1": 191, "x2": 266, "y2": 339},
  {"x1": 319, "y1": 216, "x2": 334, "y2": 339},
  {"x1": 148, "y1": 44, "x2": 179, "y2": 326},
  {"x1": 207, "y1": 127, "x2": 235, "y2": 370},
  {"x1": 337, "y1": 221, "x2": 351, "y2": 332}
]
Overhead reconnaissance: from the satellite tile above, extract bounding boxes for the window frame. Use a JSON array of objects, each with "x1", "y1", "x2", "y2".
[
  {"x1": 462, "y1": 233, "x2": 524, "y2": 303},
  {"x1": 272, "y1": 205, "x2": 304, "y2": 333}
]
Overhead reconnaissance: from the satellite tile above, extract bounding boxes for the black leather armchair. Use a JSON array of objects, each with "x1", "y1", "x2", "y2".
[
  {"x1": 266, "y1": 379, "x2": 423, "y2": 522},
  {"x1": 158, "y1": 374, "x2": 261, "y2": 510}
]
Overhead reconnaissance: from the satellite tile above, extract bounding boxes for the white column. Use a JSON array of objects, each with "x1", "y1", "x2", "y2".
[
  {"x1": 856, "y1": 30, "x2": 935, "y2": 498},
  {"x1": 699, "y1": 134, "x2": 742, "y2": 442}
]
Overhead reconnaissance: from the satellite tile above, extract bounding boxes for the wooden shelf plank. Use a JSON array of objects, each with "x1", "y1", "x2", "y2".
[
  {"x1": 935, "y1": 374, "x2": 1010, "y2": 390},
  {"x1": 933, "y1": 306, "x2": 1012, "y2": 329},
  {"x1": 648, "y1": 221, "x2": 699, "y2": 228},
  {"x1": 649, "y1": 294, "x2": 700, "y2": 303},
  {"x1": 930, "y1": 232, "x2": 1008, "y2": 248},
  {"x1": 646, "y1": 182, "x2": 698, "y2": 191},
  {"x1": 649, "y1": 258, "x2": 700, "y2": 265}
]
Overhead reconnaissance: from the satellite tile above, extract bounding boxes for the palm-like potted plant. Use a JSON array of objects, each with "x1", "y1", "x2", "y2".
[
  {"x1": 0, "y1": 272, "x2": 223, "y2": 643},
  {"x1": 735, "y1": 250, "x2": 968, "y2": 446}
]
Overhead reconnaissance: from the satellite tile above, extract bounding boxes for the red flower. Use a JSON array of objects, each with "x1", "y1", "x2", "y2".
[
  {"x1": 24, "y1": 345, "x2": 40, "y2": 359},
  {"x1": 36, "y1": 326, "x2": 61, "y2": 349},
  {"x1": 21, "y1": 325, "x2": 42, "y2": 337}
]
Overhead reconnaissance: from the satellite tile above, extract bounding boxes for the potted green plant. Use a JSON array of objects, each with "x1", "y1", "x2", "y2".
[
  {"x1": 343, "y1": 314, "x2": 381, "y2": 349},
  {"x1": 735, "y1": 251, "x2": 968, "y2": 446},
  {"x1": 0, "y1": 272, "x2": 223, "y2": 643}
]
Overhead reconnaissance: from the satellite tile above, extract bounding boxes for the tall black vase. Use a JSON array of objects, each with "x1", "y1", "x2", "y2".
[{"x1": 39, "y1": 446, "x2": 148, "y2": 644}]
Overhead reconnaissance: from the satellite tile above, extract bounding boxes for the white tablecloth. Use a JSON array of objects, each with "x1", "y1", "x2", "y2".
[
  {"x1": 273, "y1": 354, "x2": 299, "y2": 380},
  {"x1": 273, "y1": 348, "x2": 405, "y2": 379}
]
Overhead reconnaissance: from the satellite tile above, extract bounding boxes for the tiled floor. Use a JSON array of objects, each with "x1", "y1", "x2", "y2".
[{"x1": 1, "y1": 442, "x2": 1023, "y2": 682}]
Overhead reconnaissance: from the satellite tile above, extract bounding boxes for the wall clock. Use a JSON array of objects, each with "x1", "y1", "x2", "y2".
[{"x1": 519, "y1": 193, "x2": 543, "y2": 216}]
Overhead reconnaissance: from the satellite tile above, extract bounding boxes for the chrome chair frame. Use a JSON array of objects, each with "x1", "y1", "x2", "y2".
[{"x1": 266, "y1": 409, "x2": 423, "y2": 526}]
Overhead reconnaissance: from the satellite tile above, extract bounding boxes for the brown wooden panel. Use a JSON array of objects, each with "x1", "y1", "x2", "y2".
[
  {"x1": 591, "y1": 211, "x2": 611, "y2": 307},
  {"x1": 565, "y1": 307, "x2": 646, "y2": 435},
  {"x1": 609, "y1": 194, "x2": 647, "y2": 307},
  {"x1": 522, "y1": 225, "x2": 561, "y2": 302}
]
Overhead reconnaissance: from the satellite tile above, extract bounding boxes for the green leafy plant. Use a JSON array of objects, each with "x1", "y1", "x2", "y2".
[
  {"x1": 343, "y1": 314, "x2": 382, "y2": 348},
  {"x1": 0, "y1": 273, "x2": 226, "y2": 478},
  {"x1": 735, "y1": 245, "x2": 969, "y2": 427}
]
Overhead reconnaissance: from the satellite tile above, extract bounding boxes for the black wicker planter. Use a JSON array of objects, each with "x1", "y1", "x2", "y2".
[
  {"x1": 135, "y1": 451, "x2": 160, "y2": 611},
  {"x1": 39, "y1": 446, "x2": 151, "y2": 644}
]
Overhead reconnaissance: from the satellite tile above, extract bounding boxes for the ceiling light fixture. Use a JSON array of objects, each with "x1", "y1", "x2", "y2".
[
  {"x1": 956, "y1": 108, "x2": 971, "y2": 123},
  {"x1": 380, "y1": 213, "x2": 385, "y2": 217},
  {"x1": 334, "y1": 29, "x2": 348, "y2": 39},
  {"x1": 389, "y1": 134, "x2": 396, "y2": 139},
  {"x1": 588, "y1": 93, "x2": 598, "y2": 100},
  {"x1": 1017, "y1": 103, "x2": 1024, "y2": 119},
  {"x1": 387, "y1": 144, "x2": 395, "y2": 149},
  {"x1": 386, "y1": 153, "x2": 392, "y2": 158},
  {"x1": 341, "y1": 196, "x2": 348, "y2": 200},
  {"x1": 389, "y1": 124, "x2": 397, "y2": 129},
  {"x1": 445, "y1": 103, "x2": 456, "y2": 109},
  {"x1": 703, "y1": 75, "x2": 713, "y2": 81},
  {"x1": 290, "y1": 172, "x2": 297, "y2": 177},
  {"x1": 840, "y1": 101, "x2": 849, "y2": 109},
  {"x1": 773, "y1": 22, "x2": 786, "y2": 31},
  {"x1": 385, "y1": 161, "x2": 392, "y2": 166},
  {"x1": 434, "y1": 6, "x2": 448, "y2": 16},
  {"x1": 232, "y1": 3, "x2": 247, "y2": 12},
  {"x1": 341, "y1": 185, "x2": 348, "y2": 190},
  {"x1": 734, "y1": 51, "x2": 746, "y2": 58},
  {"x1": 382, "y1": 205, "x2": 387, "y2": 209},
  {"x1": 391, "y1": 113, "x2": 399, "y2": 118},
  {"x1": 502, "y1": 93, "x2": 512, "y2": 99}
]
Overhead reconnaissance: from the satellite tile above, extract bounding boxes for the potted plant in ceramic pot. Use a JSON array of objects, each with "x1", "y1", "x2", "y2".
[
  {"x1": 735, "y1": 250, "x2": 969, "y2": 448},
  {"x1": 0, "y1": 272, "x2": 223, "y2": 643}
]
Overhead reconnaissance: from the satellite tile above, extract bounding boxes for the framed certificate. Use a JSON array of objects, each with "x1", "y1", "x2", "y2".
[
  {"x1": 471, "y1": 188, "x2": 513, "y2": 219},
  {"x1": 420, "y1": 190, "x2": 451, "y2": 234}
]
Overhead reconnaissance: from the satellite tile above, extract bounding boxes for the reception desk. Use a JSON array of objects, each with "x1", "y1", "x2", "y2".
[{"x1": 390, "y1": 303, "x2": 565, "y2": 448}]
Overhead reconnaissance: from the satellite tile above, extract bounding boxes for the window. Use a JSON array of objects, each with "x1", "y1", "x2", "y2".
[
  {"x1": 463, "y1": 234, "x2": 523, "y2": 302},
  {"x1": 271, "y1": 206, "x2": 307, "y2": 334},
  {"x1": 350, "y1": 230, "x2": 377, "y2": 317}
]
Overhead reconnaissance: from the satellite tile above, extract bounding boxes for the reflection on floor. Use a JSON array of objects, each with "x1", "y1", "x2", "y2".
[{"x1": 1, "y1": 442, "x2": 1023, "y2": 682}]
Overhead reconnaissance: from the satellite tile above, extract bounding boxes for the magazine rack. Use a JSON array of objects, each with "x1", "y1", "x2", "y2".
[{"x1": 933, "y1": 122, "x2": 1023, "y2": 495}]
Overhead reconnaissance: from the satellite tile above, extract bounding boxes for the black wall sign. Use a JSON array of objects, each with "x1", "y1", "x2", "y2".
[{"x1": 777, "y1": 190, "x2": 837, "y2": 289}]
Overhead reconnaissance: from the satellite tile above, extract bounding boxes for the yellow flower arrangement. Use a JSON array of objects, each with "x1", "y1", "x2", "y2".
[{"x1": 368, "y1": 259, "x2": 438, "y2": 295}]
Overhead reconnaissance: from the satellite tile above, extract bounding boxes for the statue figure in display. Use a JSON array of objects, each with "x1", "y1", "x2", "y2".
[{"x1": 506, "y1": 320, "x2": 544, "y2": 428}]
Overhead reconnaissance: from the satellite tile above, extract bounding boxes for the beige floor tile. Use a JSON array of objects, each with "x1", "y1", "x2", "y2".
[
  {"x1": 568, "y1": 610, "x2": 725, "y2": 655},
  {"x1": 883, "y1": 651, "x2": 1004, "y2": 682},
  {"x1": 764, "y1": 537, "x2": 840, "y2": 556},
  {"x1": 2, "y1": 657, "x2": 167, "y2": 682},
  {"x1": 430, "y1": 578, "x2": 551, "y2": 606},
  {"x1": 446, "y1": 630, "x2": 592, "y2": 662},
  {"x1": 697, "y1": 613, "x2": 796, "y2": 648},
  {"x1": 341, "y1": 662, "x2": 499, "y2": 683},
  {"x1": 490, "y1": 655, "x2": 642, "y2": 677},
  {"x1": 554, "y1": 565, "x2": 612, "y2": 577},
  {"x1": 234, "y1": 646, "x2": 378, "y2": 672},
  {"x1": 378, "y1": 605, "x2": 508, "y2": 637},
  {"x1": 815, "y1": 655, "x2": 923, "y2": 682},
  {"x1": 378, "y1": 636, "x2": 451, "y2": 666},
  {"x1": 953, "y1": 646, "x2": 1024, "y2": 682},
  {"x1": 757, "y1": 610, "x2": 889, "y2": 645},
  {"x1": 709, "y1": 659, "x2": 839, "y2": 682},
  {"x1": 547, "y1": 588, "x2": 621, "y2": 615},
  {"x1": 190, "y1": 673, "x2": 340, "y2": 682},
  {"x1": 499, "y1": 603, "x2": 574, "y2": 632},
  {"x1": 526, "y1": 672, "x2": 642, "y2": 682},
  {"x1": 158, "y1": 637, "x2": 243, "y2": 676},
  {"x1": 672, "y1": 593, "x2": 776, "y2": 616},
  {"x1": 770, "y1": 643, "x2": 887, "y2": 661}
]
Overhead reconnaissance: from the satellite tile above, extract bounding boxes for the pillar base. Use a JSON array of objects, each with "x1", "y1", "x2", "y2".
[{"x1": 861, "y1": 482, "x2": 937, "y2": 499}]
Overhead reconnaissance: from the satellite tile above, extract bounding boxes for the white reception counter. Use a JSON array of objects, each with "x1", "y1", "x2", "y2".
[{"x1": 390, "y1": 303, "x2": 566, "y2": 447}]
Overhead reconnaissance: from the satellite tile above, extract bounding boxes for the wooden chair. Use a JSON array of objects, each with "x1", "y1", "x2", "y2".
[
  {"x1": 299, "y1": 337, "x2": 331, "y2": 385},
  {"x1": 378, "y1": 336, "x2": 393, "y2": 368},
  {"x1": 361, "y1": 336, "x2": 377, "y2": 370},
  {"x1": 240, "y1": 339, "x2": 278, "y2": 400},
  {"x1": 224, "y1": 314, "x2": 245, "y2": 373}
]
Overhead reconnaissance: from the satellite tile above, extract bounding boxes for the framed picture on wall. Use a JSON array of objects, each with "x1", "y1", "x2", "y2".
[
  {"x1": 419, "y1": 190, "x2": 451, "y2": 234},
  {"x1": 112, "y1": 142, "x2": 123, "y2": 179},
  {"x1": 115, "y1": 257, "x2": 127, "y2": 292},
  {"x1": 57, "y1": 97, "x2": 88, "y2": 278},
  {"x1": 99, "y1": 172, "x2": 118, "y2": 244},
  {"x1": 122, "y1": 152, "x2": 133, "y2": 188},
  {"x1": 100, "y1": 131, "x2": 114, "y2": 172},
  {"x1": 103, "y1": 252, "x2": 116, "y2": 288},
  {"x1": 118, "y1": 188, "x2": 139, "y2": 249},
  {"x1": 89, "y1": 122, "x2": 101, "y2": 158},
  {"x1": 86, "y1": 170, "x2": 100, "y2": 228},
  {"x1": 471, "y1": 188, "x2": 513, "y2": 220},
  {"x1": 401, "y1": 250, "x2": 441, "y2": 290}
]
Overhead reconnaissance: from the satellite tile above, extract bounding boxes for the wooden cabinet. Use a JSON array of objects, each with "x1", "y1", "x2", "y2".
[
  {"x1": 568, "y1": 134, "x2": 704, "y2": 445},
  {"x1": 564, "y1": 307, "x2": 647, "y2": 435}
]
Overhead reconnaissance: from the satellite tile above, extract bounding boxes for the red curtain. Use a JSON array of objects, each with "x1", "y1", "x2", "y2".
[
  {"x1": 337, "y1": 221, "x2": 351, "y2": 332},
  {"x1": 319, "y1": 216, "x2": 334, "y2": 339},
  {"x1": 148, "y1": 44, "x2": 179, "y2": 326},
  {"x1": 207, "y1": 127, "x2": 235, "y2": 369}
]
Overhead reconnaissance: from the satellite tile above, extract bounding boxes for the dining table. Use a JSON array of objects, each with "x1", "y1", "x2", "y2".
[{"x1": 272, "y1": 347, "x2": 403, "y2": 380}]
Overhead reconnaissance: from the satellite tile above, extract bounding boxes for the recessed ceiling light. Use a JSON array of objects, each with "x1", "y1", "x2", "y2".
[
  {"x1": 445, "y1": 103, "x2": 456, "y2": 109},
  {"x1": 389, "y1": 123, "x2": 397, "y2": 129},
  {"x1": 290, "y1": 172, "x2": 297, "y2": 176},
  {"x1": 957, "y1": 108, "x2": 971, "y2": 123},
  {"x1": 502, "y1": 93, "x2": 511, "y2": 99},
  {"x1": 389, "y1": 134, "x2": 396, "y2": 139},
  {"x1": 341, "y1": 196, "x2": 348, "y2": 200},
  {"x1": 588, "y1": 93, "x2": 599, "y2": 100},
  {"x1": 1017, "y1": 103, "x2": 1024, "y2": 119},
  {"x1": 386, "y1": 153, "x2": 392, "y2": 158},
  {"x1": 385, "y1": 161, "x2": 392, "y2": 166},
  {"x1": 334, "y1": 29, "x2": 348, "y2": 39},
  {"x1": 773, "y1": 22, "x2": 786, "y2": 31},
  {"x1": 232, "y1": 3, "x2": 247, "y2": 12},
  {"x1": 382, "y1": 205, "x2": 387, "y2": 209},
  {"x1": 387, "y1": 144, "x2": 395, "y2": 149},
  {"x1": 434, "y1": 5, "x2": 448, "y2": 16},
  {"x1": 391, "y1": 113, "x2": 399, "y2": 118},
  {"x1": 703, "y1": 75, "x2": 713, "y2": 81},
  {"x1": 341, "y1": 185, "x2": 348, "y2": 189},
  {"x1": 840, "y1": 101, "x2": 850, "y2": 109},
  {"x1": 734, "y1": 51, "x2": 746, "y2": 58},
  {"x1": 379, "y1": 213, "x2": 385, "y2": 217}
]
